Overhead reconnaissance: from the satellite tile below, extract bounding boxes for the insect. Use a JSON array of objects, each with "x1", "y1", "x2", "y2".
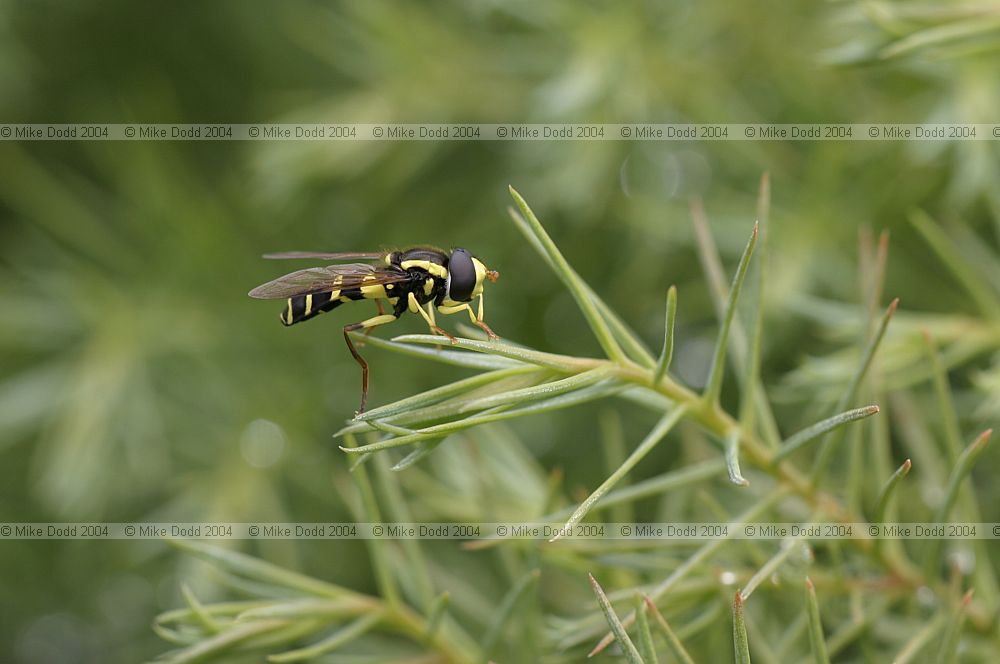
[{"x1": 249, "y1": 247, "x2": 500, "y2": 413}]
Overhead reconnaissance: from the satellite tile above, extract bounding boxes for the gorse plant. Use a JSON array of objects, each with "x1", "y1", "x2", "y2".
[{"x1": 157, "y1": 183, "x2": 997, "y2": 662}]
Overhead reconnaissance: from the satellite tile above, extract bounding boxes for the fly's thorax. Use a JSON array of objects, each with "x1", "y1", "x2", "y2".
[{"x1": 398, "y1": 247, "x2": 448, "y2": 279}]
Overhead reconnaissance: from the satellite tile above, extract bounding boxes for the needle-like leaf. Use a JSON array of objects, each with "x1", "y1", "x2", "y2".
[
  {"x1": 553, "y1": 405, "x2": 688, "y2": 540},
  {"x1": 812, "y1": 298, "x2": 898, "y2": 477},
  {"x1": 733, "y1": 591, "x2": 752, "y2": 664},
  {"x1": 341, "y1": 434, "x2": 400, "y2": 608},
  {"x1": 725, "y1": 428, "x2": 750, "y2": 486},
  {"x1": 704, "y1": 222, "x2": 758, "y2": 406},
  {"x1": 353, "y1": 366, "x2": 540, "y2": 422},
  {"x1": 909, "y1": 209, "x2": 1000, "y2": 321},
  {"x1": 508, "y1": 185, "x2": 626, "y2": 362},
  {"x1": 482, "y1": 569, "x2": 539, "y2": 656},
  {"x1": 771, "y1": 405, "x2": 880, "y2": 463},
  {"x1": 425, "y1": 591, "x2": 449, "y2": 638},
  {"x1": 804, "y1": 578, "x2": 830, "y2": 664},
  {"x1": 874, "y1": 458, "x2": 911, "y2": 525},
  {"x1": 925, "y1": 430, "x2": 992, "y2": 578},
  {"x1": 935, "y1": 590, "x2": 973, "y2": 664},
  {"x1": 740, "y1": 537, "x2": 807, "y2": 601},
  {"x1": 643, "y1": 595, "x2": 694, "y2": 664},
  {"x1": 634, "y1": 594, "x2": 658, "y2": 664},
  {"x1": 652, "y1": 285, "x2": 678, "y2": 385},
  {"x1": 459, "y1": 366, "x2": 611, "y2": 412},
  {"x1": 589, "y1": 574, "x2": 644, "y2": 664},
  {"x1": 267, "y1": 612, "x2": 383, "y2": 662},
  {"x1": 590, "y1": 490, "x2": 784, "y2": 655}
]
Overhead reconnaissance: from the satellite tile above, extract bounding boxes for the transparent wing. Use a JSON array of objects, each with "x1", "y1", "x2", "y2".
[
  {"x1": 248, "y1": 264, "x2": 410, "y2": 299},
  {"x1": 263, "y1": 251, "x2": 386, "y2": 260}
]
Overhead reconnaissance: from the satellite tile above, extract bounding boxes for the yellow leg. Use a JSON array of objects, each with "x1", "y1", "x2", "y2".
[
  {"x1": 407, "y1": 293, "x2": 456, "y2": 342},
  {"x1": 361, "y1": 300, "x2": 386, "y2": 341},
  {"x1": 437, "y1": 294, "x2": 499, "y2": 340},
  {"x1": 344, "y1": 313, "x2": 398, "y2": 414}
]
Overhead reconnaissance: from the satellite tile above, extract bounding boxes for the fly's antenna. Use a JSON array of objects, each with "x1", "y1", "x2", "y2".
[{"x1": 486, "y1": 270, "x2": 499, "y2": 282}]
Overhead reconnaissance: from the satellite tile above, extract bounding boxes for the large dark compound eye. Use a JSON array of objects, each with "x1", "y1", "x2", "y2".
[{"x1": 447, "y1": 248, "x2": 477, "y2": 302}]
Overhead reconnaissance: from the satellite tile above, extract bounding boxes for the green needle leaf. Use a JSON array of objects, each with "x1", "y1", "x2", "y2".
[
  {"x1": 590, "y1": 489, "x2": 785, "y2": 656},
  {"x1": 741, "y1": 537, "x2": 807, "y2": 601},
  {"x1": 353, "y1": 366, "x2": 539, "y2": 422},
  {"x1": 392, "y1": 333, "x2": 600, "y2": 371},
  {"x1": 812, "y1": 298, "x2": 898, "y2": 477},
  {"x1": 909, "y1": 209, "x2": 1000, "y2": 321},
  {"x1": 235, "y1": 598, "x2": 366, "y2": 621},
  {"x1": 652, "y1": 285, "x2": 678, "y2": 385},
  {"x1": 733, "y1": 591, "x2": 752, "y2": 664},
  {"x1": 482, "y1": 570, "x2": 539, "y2": 657},
  {"x1": 925, "y1": 430, "x2": 992, "y2": 577},
  {"x1": 505, "y1": 195, "x2": 654, "y2": 367},
  {"x1": 634, "y1": 594, "x2": 658, "y2": 664},
  {"x1": 159, "y1": 619, "x2": 293, "y2": 664},
  {"x1": 390, "y1": 440, "x2": 445, "y2": 471},
  {"x1": 643, "y1": 595, "x2": 694, "y2": 664},
  {"x1": 180, "y1": 584, "x2": 221, "y2": 633},
  {"x1": 892, "y1": 612, "x2": 946, "y2": 664},
  {"x1": 772, "y1": 405, "x2": 880, "y2": 463},
  {"x1": 874, "y1": 458, "x2": 911, "y2": 525},
  {"x1": 704, "y1": 222, "x2": 758, "y2": 406},
  {"x1": 508, "y1": 186, "x2": 626, "y2": 362},
  {"x1": 341, "y1": 434, "x2": 400, "y2": 608},
  {"x1": 553, "y1": 405, "x2": 688, "y2": 540},
  {"x1": 725, "y1": 429, "x2": 750, "y2": 486},
  {"x1": 425, "y1": 591, "x2": 449, "y2": 638},
  {"x1": 459, "y1": 366, "x2": 612, "y2": 412},
  {"x1": 341, "y1": 382, "x2": 624, "y2": 454},
  {"x1": 935, "y1": 590, "x2": 973, "y2": 664},
  {"x1": 936, "y1": 428, "x2": 992, "y2": 523},
  {"x1": 166, "y1": 540, "x2": 352, "y2": 599},
  {"x1": 805, "y1": 578, "x2": 830, "y2": 664},
  {"x1": 267, "y1": 611, "x2": 384, "y2": 662},
  {"x1": 589, "y1": 574, "x2": 644, "y2": 664},
  {"x1": 348, "y1": 331, "x2": 527, "y2": 370}
]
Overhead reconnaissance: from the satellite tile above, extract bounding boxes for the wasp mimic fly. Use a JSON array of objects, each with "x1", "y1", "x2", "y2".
[{"x1": 249, "y1": 247, "x2": 500, "y2": 413}]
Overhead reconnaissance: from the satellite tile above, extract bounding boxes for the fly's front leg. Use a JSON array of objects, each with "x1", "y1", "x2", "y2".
[
  {"x1": 407, "y1": 292, "x2": 456, "y2": 342},
  {"x1": 474, "y1": 292, "x2": 499, "y2": 340},
  {"x1": 344, "y1": 313, "x2": 397, "y2": 414},
  {"x1": 438, "y1": 294, "x2": 499, "y2": 340}
]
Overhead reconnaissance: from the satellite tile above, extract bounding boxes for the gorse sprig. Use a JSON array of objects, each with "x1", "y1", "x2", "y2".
[{"x1": 158, "y1": 183, "x2": 998, "y2": 663}]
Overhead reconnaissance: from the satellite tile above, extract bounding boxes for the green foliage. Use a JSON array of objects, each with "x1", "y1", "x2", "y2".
[
  {"x1": 150, "y1": 189, "x2": 996, "y2": 661},
  {"x1": 2, "y1": 3, "x2": 1000, "y2": 662}
]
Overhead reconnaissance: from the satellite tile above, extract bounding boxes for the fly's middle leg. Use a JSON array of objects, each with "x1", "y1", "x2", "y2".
[{"x1": 407, "y1": 292, "x2": 456, "y2": 342}]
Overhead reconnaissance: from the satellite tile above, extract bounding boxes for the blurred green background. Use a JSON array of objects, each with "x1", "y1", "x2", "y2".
[{"x1": 2, "y1": 1, "x2": 999, "y2": 662}]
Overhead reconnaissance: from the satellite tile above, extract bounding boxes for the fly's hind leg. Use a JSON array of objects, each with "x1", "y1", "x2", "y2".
[
  {"x1": 344, "y1": 313, "x2": 397, "y2": 414},
  {"x1": 360, "y1": 299, "x2": 386, "y2": 341}
]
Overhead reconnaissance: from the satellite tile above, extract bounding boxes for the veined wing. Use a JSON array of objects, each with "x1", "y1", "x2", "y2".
[
  {"x1": 263, "y1": 251, "x2": 385, "y2": 260},
  {"x1": 248, "y1": 264, "x2": 410, "y2": 299}
]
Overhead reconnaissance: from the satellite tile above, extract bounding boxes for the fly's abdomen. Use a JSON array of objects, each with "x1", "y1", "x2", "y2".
[{"x1": 280, "y1": 291, "x2": 342, "y2": 326}]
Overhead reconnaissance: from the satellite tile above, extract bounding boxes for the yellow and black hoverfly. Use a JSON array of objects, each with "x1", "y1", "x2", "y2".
[{"x1": 249, "y1": 247, "x2": 500, "y2": 413}]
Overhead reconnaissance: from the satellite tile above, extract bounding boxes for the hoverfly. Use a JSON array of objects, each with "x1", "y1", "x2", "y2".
[{"x1": 249, "y1": 247, "x2": 500, "y2": 413}]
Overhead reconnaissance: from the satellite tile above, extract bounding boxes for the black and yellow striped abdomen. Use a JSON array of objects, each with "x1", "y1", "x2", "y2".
[
  {"x1": 281, "y1": 291, "x2": 345, "y2": 326},
  {"x1": 280, "y1": 279, "x2": 406, "y2": 326}
]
